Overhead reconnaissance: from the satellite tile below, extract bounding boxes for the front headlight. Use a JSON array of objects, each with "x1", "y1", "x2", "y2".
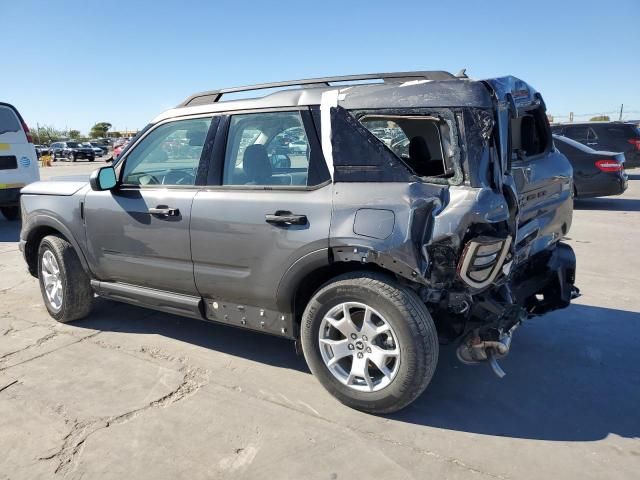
[{"x1": 457, "y1": 236, "x2": 512, "y2": 289}]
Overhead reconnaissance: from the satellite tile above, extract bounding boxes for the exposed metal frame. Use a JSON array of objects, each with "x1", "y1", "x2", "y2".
[{"x1": 178, "y1": 71, "x2": 457, "y2": 107}]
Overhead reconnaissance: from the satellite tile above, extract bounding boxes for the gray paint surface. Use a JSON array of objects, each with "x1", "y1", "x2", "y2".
[
  {"x1": 190, "y1": 185, "x2": 332, "y2": 310},
  {"x1": 83, "y1": 188, "x2": 199, "y2": 295}
]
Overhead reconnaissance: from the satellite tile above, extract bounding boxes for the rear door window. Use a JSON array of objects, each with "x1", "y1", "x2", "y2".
[{"x1": 222, "y1": 111, "x2": 320, "y2": 187}]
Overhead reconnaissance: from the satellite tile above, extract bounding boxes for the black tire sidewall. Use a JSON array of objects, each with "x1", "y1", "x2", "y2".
[{"x1": 301, "y1": 276, "x2": 435, "y2": 412}]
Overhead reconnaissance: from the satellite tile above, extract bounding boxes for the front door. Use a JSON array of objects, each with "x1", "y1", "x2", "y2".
[
  {"x1": 84, "y1": 116, "x2": 214, "y2": 295},
  {"x1": 190, "y1": 109, "x2": 332, "y2": 311}
]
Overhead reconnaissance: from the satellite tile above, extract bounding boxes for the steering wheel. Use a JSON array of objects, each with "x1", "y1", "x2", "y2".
[{"x1": 161, "y1": 169, "x2": 196, "y2": 185}]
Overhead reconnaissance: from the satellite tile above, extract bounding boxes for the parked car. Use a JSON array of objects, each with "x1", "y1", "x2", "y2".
[
  {"x1": 35, "y1": 145, "x2": 51, "y2": 157},
  {"x1": 19, "y1": 71, "x2": 578, "y2": 413},
  {"x1": 82, "y1": 142, "x2": 105, "y2": 156},
  {"x1": 50, "y1": 141, "x2": 95, "y2": 162},
  {"x1": 551, "y1": 122, "x2": 640, "y2": 169},
  {"x1": 89, "y1": 142, "x2": 109, "y2": 155},
  {"x1": 553, "y1": 134, "x2": 627, "y2": 198},
  {"x1": 0, "y1": 102, "x2": 39, "y2": 220}
]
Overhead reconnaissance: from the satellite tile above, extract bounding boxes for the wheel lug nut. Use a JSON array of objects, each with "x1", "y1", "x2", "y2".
[
  {"x1": 357, "y1": 352, "x2": 363, "y2": 359},
  {"x1": 348, "y1": 343, "x2": 355, "y2": 350},
  {"x1": 350, "y1": 333, "x2": 357, "y2": 340}
]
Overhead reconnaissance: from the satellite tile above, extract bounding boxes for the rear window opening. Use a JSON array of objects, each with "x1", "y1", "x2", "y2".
[
  {"x1": 359, "y1": 115, "x2": 451, "y2": 178},
  {"x1": 510, "y1": 106, "x2": 550, "y2": 159}
]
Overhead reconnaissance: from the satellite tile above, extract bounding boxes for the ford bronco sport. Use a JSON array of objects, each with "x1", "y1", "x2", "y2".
[{"x1": 20, "y1": 71, "x2": 578, "y2": 413}]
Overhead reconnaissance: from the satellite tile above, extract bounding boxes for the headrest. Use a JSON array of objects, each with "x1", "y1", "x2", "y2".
[{"x1": 243, "y1": 144, "x2": 272, "y2": 183}]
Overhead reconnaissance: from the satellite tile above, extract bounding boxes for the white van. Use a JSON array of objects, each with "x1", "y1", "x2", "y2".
[{"x1": 0, "y1": 102, "x2": 39, "y2": 220}]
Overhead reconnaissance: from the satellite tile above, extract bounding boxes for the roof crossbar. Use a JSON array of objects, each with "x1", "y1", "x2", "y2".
[{"x1": 178, "y1": 70, "x2": 457, "y2": 107}]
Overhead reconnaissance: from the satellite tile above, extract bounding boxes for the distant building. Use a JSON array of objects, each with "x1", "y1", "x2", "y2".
[{"x1": 107, "y1": 130, "x2": 138, "y2": 138}]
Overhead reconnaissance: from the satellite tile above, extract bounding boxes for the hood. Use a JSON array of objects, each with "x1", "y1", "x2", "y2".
[{"x1": 21, "y1": 176, "x2": 89, "y2": 196}]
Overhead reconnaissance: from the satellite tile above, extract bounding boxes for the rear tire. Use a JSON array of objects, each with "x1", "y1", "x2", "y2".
[
  {"x1": 38, "y1": 235, "x2": 93, "y2": 323},
  {"x1": 0, "y1": 206, "x2": 19, "y2": 221},
  {"x1": 301, "y1": 272, "x2": 438, "y2": 414}
]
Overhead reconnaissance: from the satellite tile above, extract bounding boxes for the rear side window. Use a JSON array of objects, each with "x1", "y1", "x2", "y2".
[
  {"x1": 565, "y1": 125, "x2": 597, "y2": 141},
  {"x1": 360, "y1": 115, "x2": 449, "y2": 177},
  {"x1": 0, "y1": 106, "x2": 21, "y2": 136},
  {"x1": 222, "y1": 111, "x2": 319, "y2": 187},
  {"x1": 607, "y1": 125, "x2": 640, "y2": 138}
]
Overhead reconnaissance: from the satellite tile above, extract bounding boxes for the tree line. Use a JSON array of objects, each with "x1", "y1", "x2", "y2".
[{"x1": 31, "y1": 122, "x2": 118, "y2": 144}]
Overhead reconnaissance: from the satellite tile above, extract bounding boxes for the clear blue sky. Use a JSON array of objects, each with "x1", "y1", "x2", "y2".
[{"x1": 3, "y1": 0, "x2": 639, "y2": 134}]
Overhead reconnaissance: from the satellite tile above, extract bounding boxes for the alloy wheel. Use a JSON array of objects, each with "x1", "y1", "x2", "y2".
[
  {"x1": 41, "y1": 250, "x2": 63, "y2": 311},
  {"x1": 318, "y1": 302, "x2": 400, "y2": 392}
]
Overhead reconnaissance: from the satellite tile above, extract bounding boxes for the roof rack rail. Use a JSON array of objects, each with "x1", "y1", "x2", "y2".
[{"x1": 178, "y1": 70, "x2": 458, "y2": 107}]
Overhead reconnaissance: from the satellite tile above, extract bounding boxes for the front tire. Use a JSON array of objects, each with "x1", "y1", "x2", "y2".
[
  {"x1": 1, "y1": 206, "x2": 19, "y2": 221},
  {"x1": 38, "y1": 235, "x2": 93, "y2": 323},
  {"x1": 301, "y1": 272, "x2": 438, "y2": 414}
]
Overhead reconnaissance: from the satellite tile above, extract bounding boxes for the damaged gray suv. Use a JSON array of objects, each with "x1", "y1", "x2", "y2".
[{"x1": 20, "y1": 71, "x2": 578, "y2": 413}]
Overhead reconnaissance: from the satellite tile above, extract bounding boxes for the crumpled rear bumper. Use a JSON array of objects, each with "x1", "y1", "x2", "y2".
[{"x1": 511, "y1": 242, "x2": 578, "y2": 316}]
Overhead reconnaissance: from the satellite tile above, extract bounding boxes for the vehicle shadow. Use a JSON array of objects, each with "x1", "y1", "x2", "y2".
[
  {"x1": 76, "y1": 300, "x2": 639, "y2": 441},
  {"x1": 574, "y1": 197, "x2": 640, "y2": 211},
  {"x1": 626, "y1": 173, "x2": 640, "y2": 180},
  {"x1": 76, "y1": 299, "x2": 308, "y2": 372},
  {"x1": 0, "y1": 218, "x2": 21, "y2": 242},
  {"x1": 391, "y1": 303, "x2": 640, "y2": 441}
]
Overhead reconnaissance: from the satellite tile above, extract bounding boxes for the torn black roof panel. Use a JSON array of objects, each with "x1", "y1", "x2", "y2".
[{"x1": 155, "y1": 74, "x2": 541, "y2": 123}]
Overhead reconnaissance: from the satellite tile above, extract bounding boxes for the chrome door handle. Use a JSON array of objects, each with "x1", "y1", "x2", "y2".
[
  {"x1": 265, "y1": 211, "x2": 307, "y2": 226},
  {"x1": 149, "y1": 206, "x2": 179, "y2": 217}
]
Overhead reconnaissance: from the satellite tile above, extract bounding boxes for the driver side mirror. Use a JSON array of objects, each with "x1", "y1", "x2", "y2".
[{"x1": 89, "y1": 166, "x2": 117, "y2": 191}]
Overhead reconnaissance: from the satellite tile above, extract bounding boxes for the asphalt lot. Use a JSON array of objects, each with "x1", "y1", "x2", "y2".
[{"x1": 1, "y1": 159, "x2": 639, "y2": 479}]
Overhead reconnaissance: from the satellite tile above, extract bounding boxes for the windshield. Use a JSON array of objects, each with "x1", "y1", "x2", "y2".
[{"x1": 67, "y1": 142, "x2": 79, "y2": 148}]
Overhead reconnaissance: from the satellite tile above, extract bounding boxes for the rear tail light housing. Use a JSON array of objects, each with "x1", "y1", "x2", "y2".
[
  {"x1": 595, "y1": 160, "x2": 623, "y2": 172},
  {"x1": 628, "y1": 138, "x2": 640, "y2": 151},
  {"x1": 457, "y1": 236, "x2": 512, "y2": 289},
  {"x1": 19, "y1": 119, "x2": 33, "y2": 143}
]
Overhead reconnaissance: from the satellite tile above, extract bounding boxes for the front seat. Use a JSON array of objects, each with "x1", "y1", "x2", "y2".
[
  {"x1": 408, "y1": 136, "x2": 444, "y2": 177},
  {"x1": 243, "y1": 144, "x2": 272, "y2": 184}
]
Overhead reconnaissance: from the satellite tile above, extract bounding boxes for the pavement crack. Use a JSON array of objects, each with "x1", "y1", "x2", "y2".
[
  {"x1": 0, "y1": 379, "x2": 19, "y2": 393},
  {"x1": 214, "y1": 382, "x2": 509, "y2": 480},
  {"x1": 0, "y1": 331, "x2": 101, "y2": 372},
  {"x1": 38, "y1": 363, "x2": 208, "y2": 476},
  {"x1": 0, "y1": 331, "x2": 59, "y2": 361}
]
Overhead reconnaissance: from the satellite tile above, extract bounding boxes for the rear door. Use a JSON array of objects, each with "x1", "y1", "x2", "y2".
[
  {"x1": 0, "y1": 103, "x2": 38, "y2": 197},
  {"x1": 190, "y1": 109, "x2": 332, "y2": 313}
]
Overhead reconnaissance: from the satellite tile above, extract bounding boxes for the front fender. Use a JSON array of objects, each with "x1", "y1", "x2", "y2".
[{"x1": 21, "y1": 204, "x2": 91, "y2": 277}]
